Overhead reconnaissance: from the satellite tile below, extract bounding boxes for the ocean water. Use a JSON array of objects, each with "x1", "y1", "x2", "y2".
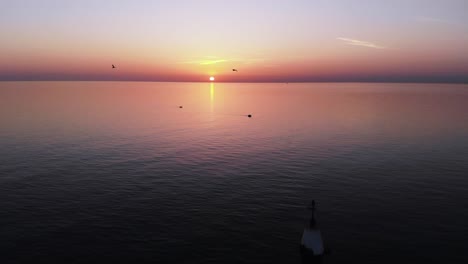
[{"x1": 1, "y1": 82, "x2": 467, "y2": 264}]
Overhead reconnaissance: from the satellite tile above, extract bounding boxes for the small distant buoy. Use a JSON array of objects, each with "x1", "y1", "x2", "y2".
[
  {"x1": 179, "y1": 106, "x2": 183, "y2": 108},
  {"x1": 247, "y1": 114, "x2": 252, "y2": 118}
]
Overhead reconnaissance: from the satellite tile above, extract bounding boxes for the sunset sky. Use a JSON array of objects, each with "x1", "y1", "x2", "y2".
[{"x1": 1, "y1": 0, "x2": 467, "y2": 82}]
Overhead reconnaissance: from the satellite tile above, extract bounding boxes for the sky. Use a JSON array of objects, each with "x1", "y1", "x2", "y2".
[{"x1": 0, "y1": 0, "x2": 467, "y2": 83}]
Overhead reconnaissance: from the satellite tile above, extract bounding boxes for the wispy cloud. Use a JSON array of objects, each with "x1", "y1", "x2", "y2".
[
  {"x1": 337, "y1": 37, "x2": 386, "y2": 49},
  {"x1": 178, "y1": 56, "x2": 266, "y2": 65},
  {"x1": 199, "y1": 59, "x2": 228, "y2": 65},
  {"x1": 178, "y1": 58, "x2": 228, "y2": 65}
]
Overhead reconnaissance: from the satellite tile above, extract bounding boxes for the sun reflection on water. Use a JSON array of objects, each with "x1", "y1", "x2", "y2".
[{"x1": 210, "y1": 82, "x2": 214, "y2": 113}]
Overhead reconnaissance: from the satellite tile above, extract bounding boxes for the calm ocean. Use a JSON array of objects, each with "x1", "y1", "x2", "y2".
[{"x1": 1, "y1": 82, "x2": 467, "y2": 263}]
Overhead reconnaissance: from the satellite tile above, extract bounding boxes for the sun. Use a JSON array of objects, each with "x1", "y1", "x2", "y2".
[{"x1": 209, "y1": 76, "x2": 215, "y2": 81}]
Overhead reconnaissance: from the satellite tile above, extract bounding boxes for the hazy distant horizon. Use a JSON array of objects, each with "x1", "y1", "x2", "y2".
[{"x1": 1, "y1": 75, "x2": 467, "y2": 84}]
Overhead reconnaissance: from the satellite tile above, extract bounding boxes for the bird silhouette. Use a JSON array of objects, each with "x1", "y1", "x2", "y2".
[
  {"x1": 112, "y1": 64, "x2": 116, "y2": 69},
  {"x1": 232, "y1": 69, "x2": 238, "y2": 72}
]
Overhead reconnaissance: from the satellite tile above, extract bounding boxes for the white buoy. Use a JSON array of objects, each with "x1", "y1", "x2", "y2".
[
  {"x1": 300, "y1": 200, "x2": 325, "y2": 258},
  {"x1": 301, "y1": 229, "x2": 324, "y2": 256}
]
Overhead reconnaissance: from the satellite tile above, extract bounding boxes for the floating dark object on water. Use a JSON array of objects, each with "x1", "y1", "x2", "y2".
[
  {"x1": 247, "y1": 114, "x2": 252, "y2": 118},
  {"x1": 179, "y1": 106, "x2": 183, "y2": 108},
  {"x1": 112, "y1": 64, "x2": 116, "y2": 69},
  {"x1": 232, "y1": 69, "x2": 238, "y2": 72},
  {"x1": 300, "y1": 200, "x2": 327, "y2": 262}
]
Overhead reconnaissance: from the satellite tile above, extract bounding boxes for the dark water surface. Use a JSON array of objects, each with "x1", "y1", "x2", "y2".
[{"x1": 1, "y1": 82, "x2": 468, "y2": 263}]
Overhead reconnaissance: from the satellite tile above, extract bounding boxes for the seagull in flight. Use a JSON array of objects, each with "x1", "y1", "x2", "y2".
[{"x1": 112, "y1": 64, "x2": 116, "y2": 69}]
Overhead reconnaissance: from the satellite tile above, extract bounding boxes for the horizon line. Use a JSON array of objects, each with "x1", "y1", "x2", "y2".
[{"x1": 0, "y1": 80, "x2": 467, "y2": 85}]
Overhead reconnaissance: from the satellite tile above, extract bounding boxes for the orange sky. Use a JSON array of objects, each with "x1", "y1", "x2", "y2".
[{"x1": 1, "y1": 1, "x2": 467, "y2": 82}]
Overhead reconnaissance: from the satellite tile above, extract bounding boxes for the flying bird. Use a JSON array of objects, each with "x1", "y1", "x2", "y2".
[
  {"x1": 112, "y1": 64, "x2": 116, "y2": 69},
  {"x1": 232, "y1": 69, "x2": 238, "y2": 72}
]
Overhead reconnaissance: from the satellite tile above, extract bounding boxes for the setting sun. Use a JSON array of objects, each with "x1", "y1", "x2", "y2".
[{"x1": 209, "y1": 76, "x2": 215, "y2": 81}]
